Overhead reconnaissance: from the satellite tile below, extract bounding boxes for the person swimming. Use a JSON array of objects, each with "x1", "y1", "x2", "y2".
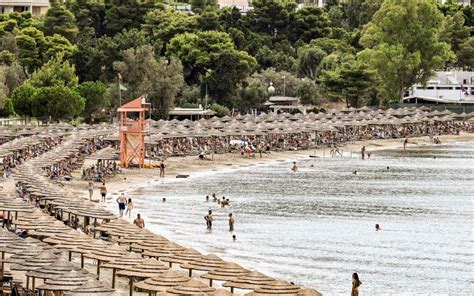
[
  {"x1": 352, "y1": 170, "x2": 357, "y2": 175},
  {"x1": 386, "y1": 166, "x2": 390, "y2": 171},
  {"x1": 375, "y1": 224, "x2": 380, "y2": 231}
]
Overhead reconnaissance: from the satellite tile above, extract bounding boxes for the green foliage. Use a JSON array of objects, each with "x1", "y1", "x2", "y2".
[
  {"x1": 29, "y1": 56, "x2": 78, "y2": 88},
  {"x1": 297, "y1": 45, "x2": 327, "y2": 80},
  {"x1": 75, "y1": 81, "x2": 107, "y2": 123},
  {"x1": 0, "y1": 98, "x2": 15, "y2": 117},
  {"x1": 440, "y1": 11, "x2": 470, "y2": 65},
  {"x1": 44, "y1": 0, "x2": 79, "y2": 42},
  {"x1": 31, "y1": 85, "x2": 85, "y2": 120},
  {"x1": 296, "y1": 79, "x2": 323, "y2": 105},
  {"x1": 10, "y1": 83, "x2": 36, "y2": 117},
  {"x1": 168, "y1": 31, "x2": 256, "y2": 101},
  {"x1": 236, "y1": 76, "x2": 269, "y2": 111},
  {"x1": 209, "y1": 102, "x2": 230, "y2": 117},
  {"x1": 104, "y1": 0, "x2": 159, "y2": 35},
  {"x1": 320, "y1": 58, "x2": 377, "y2": 107},
  {"x1": 291, "y1": 6, "x2": 331, "y2": 43},
  {"x1": 113, "y1": 45, "x2": 184, "y2": 119},
  {"x1": 457, "y1": 37, "x2": 474, "y2": 70},
  {"x1": 359, "y1": 0, "x2": 455, "y2": 102},
  {"x1": 252, "y1": 68, "x2": 301, "y2": 97}
]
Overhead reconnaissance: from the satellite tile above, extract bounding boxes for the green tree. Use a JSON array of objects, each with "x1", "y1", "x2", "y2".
[
  {"x1": 45, "y1": 34, "x2": 77, "y2": 59},
  {"x1": 29, "y1": 56, "x2": 78, "y2": 88},
  {"x1": 291, "y1": 6, "x2": 331, "y2": 43},
  {"x1": 197, "y1": 8, "x2": 223, "y2": 31},
  {"x1": 191, "y1": 0, "x2": 217, "y2": 14},
  {"x1": 10, "y1": 83, "x2": 36, "y2": 117},
  {"x1": 44, "y1": 0, "x2": 79, "y2": 42},
  {"x1": 75, "y1": 81, "x2": 107, "y2": 123},
  {"x1": 297, "y1": 45, "x2": 327, "y2": 80},
  {"x1": 297, "y1": 79, "x2": 323, "y2": 105},
  {"x1": 66, "y1": 0, "x2": 106, "y2": 36},
  {"x1": 236, "y1": 76, "x2": 269, "y2": 111},
  {"x1": 167, "y1": 31, "x2": 256, "y2": 93},
  {"x1": 457, "y1": 37, "x2": 474, "y2": 70},
  {"x1": 104, "y1": 0, "x2": 158, "y2": 35},
  {"x1": 113, "y1": 45, "x2": 184, "y2": 119},
  {"x1": 252, "y1": 68, "x2": 301, "y2": 97},
  {"x1": 31, "y1": 85, "x2": 85, "y2": 120},
  {"x1": 142, "y1": 8, "x2": 196, "y2": 52},
  {"x1": 440, "y1": 11, "x2": 470, "y2": 62},
  {"x1": 15, "y1": 27, "x2": 46, "y2": 74},
  {"x1": 359, "y1": 0, "x2": 454, "y2": 102},
  {"x1": 320, "y1": 58, "x2": 377, "y2": 107}
]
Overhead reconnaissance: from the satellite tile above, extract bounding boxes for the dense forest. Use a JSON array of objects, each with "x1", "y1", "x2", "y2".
[{"x1": 0, "y1": 0, "x2": 472, "y2": 121}]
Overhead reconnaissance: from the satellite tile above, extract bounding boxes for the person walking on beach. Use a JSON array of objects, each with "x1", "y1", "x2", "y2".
[
  {"x1": 159, "y1": 160, "x2": 166, "y2": 178},
  {"x1": 116, "y1": 193, "x2": 127, "y2": 217},
  {"x1": 352, "y1": 273, "x2": 362, "y2": 296},
  {"x1": 99, "y1": 182, "x2": 107, "y2": 203},
  {"x1": 228, "y1": 213, "x2": 235, "y2": 232},
  {"x1": 204, "y1": 210, "x2": 214, "y2": 229},
  {"x1": 361, "y1": 146, "x2": 366, "y2": 160},
  {"x1": 403, "y1": 138, "x2": 408, "y2": 149},
  {"x1": 126, "y1": 198, "x2": 134, "y2": 218},
  {"x1": 134, "y1": 213, "x2": 145, "y2": 228},
  {"x1": 88, "y1": 181, "x2": 94, "y2": 201}
]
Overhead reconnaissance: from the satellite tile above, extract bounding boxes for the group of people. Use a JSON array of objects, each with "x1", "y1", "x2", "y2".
[
  {"x1": 204, "y1": 193, "x2": 236, "y2": 239},
  {"x1": 115, "y1": 193, "x2": 144, "y2": 227}
]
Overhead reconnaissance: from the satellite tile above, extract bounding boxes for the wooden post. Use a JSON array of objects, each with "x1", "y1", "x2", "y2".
[{"x1": 112, "y1": 268, "x2": 116, "y2": 288}]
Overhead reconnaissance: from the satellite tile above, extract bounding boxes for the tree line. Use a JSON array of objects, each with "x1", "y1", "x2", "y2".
[{"x1": 0, "y1": 0, "x2": 472, "y2": 121}]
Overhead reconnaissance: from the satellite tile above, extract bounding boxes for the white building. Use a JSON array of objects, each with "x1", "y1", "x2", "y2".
[
  {"x1": 217, "y1": 0, "x2": 253, "y2": 12},
  {"x1": 438, "y1": 0, "x2": 471, "y2": 6},
  {"x1": 0, "y1": 0, "x2": 49, "y2": 15},
  {"x1": 404, "y1": 71, "x2": 474, "y2": 105}
]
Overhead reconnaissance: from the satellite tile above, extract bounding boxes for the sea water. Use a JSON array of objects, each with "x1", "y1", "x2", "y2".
[{"x1": 112, "y1": 142, "x2": 474, "y2": 295}]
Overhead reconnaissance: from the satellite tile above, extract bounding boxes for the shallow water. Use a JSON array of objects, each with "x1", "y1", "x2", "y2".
[{"x1": 111, "y1": 142, "x2": 474, "y2": 295}]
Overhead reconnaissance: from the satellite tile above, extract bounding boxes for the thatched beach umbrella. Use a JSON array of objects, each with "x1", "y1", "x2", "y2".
[
  {"x1": 244, "y1": 280, "x2": 301, "y2": 295},
  {"x1": 9, "y1": 252, "x2": 59, "y2": 271},
  {"x1": 166, "y1": 278, "x2": 216, "y2": 295},
  {"x1": 201, "y1": 262, "x2": 250, "y2": 286},
  {"x1": 130, "y1": 236, "x2": 169, "y2": 252},
  {"x1": 180, "y1": 254, "x2": 226, "y2": 276},
  {"x1": 116, "y1": 258, "x2": 169, "y2": 296},
  {"x1": 82, "y1": 244, "x2": 128, "y2": 275},
  {"x1": 222, "y1": 271, "x2": 275, "y2": 292},
  {"x1": 297, "y1": 288, "x2": 323, "y2": 296},
  {"x1": 135, "y1": 270, "x2": 190, "y2": 294},
  {"x1": 36, "y1": 270, "x2": 92, "y2": 293},
  {"x1": 63, "y1": 279, "x2": 115, "y2": 296},
  {"x1": 160, "y1": 248, "x2": 202, "y2": 267},
  {"x1": 101, "y1": 252, "x2": 145, "y2": 288},
  {"x1": 26, "y1": 259, "x2": 89, "y2": 290},
  {"x1": 143, "y1": 242, "x2": 185, "y2": 259}
]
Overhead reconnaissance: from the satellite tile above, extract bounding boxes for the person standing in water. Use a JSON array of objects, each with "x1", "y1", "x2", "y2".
[
  {"x1": 159, "y1": 160, "x2": 166, "y2": 177},
  {"x1": 88, "y1": 182, "x2": 94, "y2": 201},
  {"x1": 228, "y1": 213, "x2": 235, "y2": 232},
  {"x1": 375, "y1": 224, "x2": 380, "y2": 231},
  {"x1": 403, "y1": 138, "x2": 408, "y2": 149},
  {"x1": 291, "y1": 162, "x2": 297, "y2": 172},
  {"x1": 352, "y1": 273, "x2": 362, "y2": 296},
  {"x1": 133, "y1": 213, "x2": 145, "y2": 228},
  {"x1": 126, "y1": 198, "x2": 134, "y2": 218},
  {"x1": 99, "y1": 182, "x2": 107, "y2": 203},
  {"x1": 361, "y1": 146, "x2": 366, "y2": 160},
  {"x1": 116, "y1": 193, "x2": 127, "y2": 217},
  {"x1": 204, "y1": 210, "x2": 214, "y2": 229}
]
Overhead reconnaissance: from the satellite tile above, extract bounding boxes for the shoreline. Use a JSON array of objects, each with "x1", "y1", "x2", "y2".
[{"x1": 97, "y1": 132, "x2": 474, "y2": 199}]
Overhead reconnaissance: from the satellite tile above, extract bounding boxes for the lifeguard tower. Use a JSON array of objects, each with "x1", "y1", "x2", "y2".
[{"x1": 118, "y1": 96, "x2": 149, "y2": 168}]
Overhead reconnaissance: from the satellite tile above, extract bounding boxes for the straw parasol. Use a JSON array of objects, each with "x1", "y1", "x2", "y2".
[
  {"x1": 222, "y1": 271, "x2": 275, "y2": 292},
  {"x1": 135, "y1": 270, "x2": 190, "y2": 293},
  {"x1": 26, "y1": 259, "x2": 89, "y2": 290},
  {"x1": 166, "y1": 278, "x2": 216, "y2": 295},
  {"x1": 63, "y1": 279, "x2": 115, "y2": 296},
  {"x1": 130, "y1": 236, "x2": 169, "y2": 252},
  {"x1": 160, "y1": 248, "x2": 202, "y2": 267},
  {"x1": 297, "y1": 288, "x2": 323, "y2": 296},
  {"x1": 180, "y1": 254, "x2": 226, "y2": 276},
  {"x1": 143, "y1": 242, "x2": 186, "y2": 259},
  {"x1": 101, "y1": 252, "x2": 145, "y2": 288},
  {"x1": 116, "y1": 258, "x2": 169, "y2": 296},
  {"x1": 36, "y1": 270, "x2": 93, "y2": 292},
  {"x1": 81, "y1": 244, "x2": 128, "y2": 275},
  {"x1": 244, "y1": 280, "x2": 301, "y2": 295},
  {"x1": 201, "y1": 262, "x2": 250, "y2": 286},
  {"x1": 9, "y1": 252, "x2": 59, "y2": 271}
]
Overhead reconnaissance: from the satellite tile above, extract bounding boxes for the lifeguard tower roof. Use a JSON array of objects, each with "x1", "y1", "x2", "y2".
[{"x1": 117, "y1": 97, "x2": 149, "y2": 112}]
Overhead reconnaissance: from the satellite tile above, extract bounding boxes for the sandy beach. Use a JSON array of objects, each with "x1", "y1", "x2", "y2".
[{"x1": 83, "y1": 133, "x2": 474, "y2": 201}]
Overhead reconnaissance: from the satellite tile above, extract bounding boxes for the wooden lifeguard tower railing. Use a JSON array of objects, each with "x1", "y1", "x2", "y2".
[{"x1": 118, "y1": 96, "x2": 149, "y2": 168}]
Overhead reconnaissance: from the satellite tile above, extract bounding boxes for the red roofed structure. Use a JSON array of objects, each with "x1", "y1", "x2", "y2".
[{"x1": 118, "y1": 97, "x2": 149, "y2": 168}]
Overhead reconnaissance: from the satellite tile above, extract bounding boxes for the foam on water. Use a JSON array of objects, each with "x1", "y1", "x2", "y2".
[{"x1": 108, "y1": 142, "x2": 474, "y2": 295}]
